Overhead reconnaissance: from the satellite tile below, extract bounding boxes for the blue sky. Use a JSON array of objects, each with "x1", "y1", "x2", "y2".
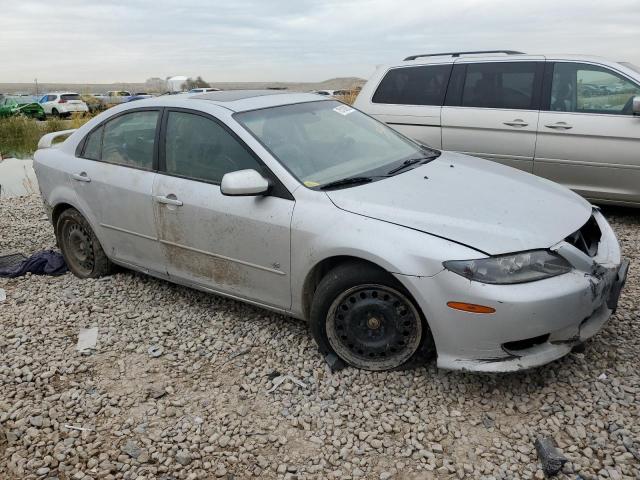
[{"x1": 1, "y1": 0, "x2": 639, "y2": 83}]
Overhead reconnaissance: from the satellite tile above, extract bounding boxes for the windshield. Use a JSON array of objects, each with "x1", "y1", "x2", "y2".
[{"x1": 235, "y1": 100, "x2": 427, "y2": 187}]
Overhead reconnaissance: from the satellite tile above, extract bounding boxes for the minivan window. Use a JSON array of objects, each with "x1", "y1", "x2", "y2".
[
  {"x1": 101, "y1": 111, "x2": 158, "y2": 169},
  {"x1": 164, "y1": 111, "x2": 261, "y2": 184},
  {"x1": 82, "y1": 126, "x2": 103, "y2": 160},
  {"x1": 550, "y1": 63, "x2": 640, "y2": 115},
  {"x1": 461, "y1": 62, "x2": 538, "y2": 109},
  {"x1": 372, "y1": 65, "x2": 452, "y2": 106}
]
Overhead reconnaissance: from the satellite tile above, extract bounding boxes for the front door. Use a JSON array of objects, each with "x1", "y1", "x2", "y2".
[
  {"x1": 441, "y1": 61, "x2": 544, "y2": 172},
  {"x1": 534, "y1": 62, "x2": 640, "y2": 205},
  {"x1": 153, "y1": 109, "x2": 294, "y2": 309},
  {"x1": 68, "y1": 109, "x2": 165, "y2": 274}
]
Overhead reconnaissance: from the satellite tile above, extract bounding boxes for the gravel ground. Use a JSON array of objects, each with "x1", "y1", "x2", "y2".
[{"x1": 1, "y1": 194, "x2": 638, "y2": 480}]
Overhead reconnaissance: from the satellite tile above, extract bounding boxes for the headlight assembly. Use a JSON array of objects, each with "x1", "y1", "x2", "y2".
[{"x1": 443, "y1": 250, "x2": 572, "y2": 284}]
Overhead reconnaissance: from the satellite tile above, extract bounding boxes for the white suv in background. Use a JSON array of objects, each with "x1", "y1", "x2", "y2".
[
  {"x1": 39, "y1": 92, "x2": 89, "y2": 117},
  {"x1": 354, "y1": 50, "x2": 640, "y2": 207}
]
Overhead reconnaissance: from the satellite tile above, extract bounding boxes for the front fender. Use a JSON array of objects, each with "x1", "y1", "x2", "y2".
[{"x1": 290, "y1": 198, "x2": 482, "y2": 317}]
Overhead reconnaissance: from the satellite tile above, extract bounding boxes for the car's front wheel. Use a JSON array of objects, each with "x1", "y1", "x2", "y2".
[
  {"x1": 56, "y1": 208, "x2": 114, "y2": 278},
  {"x1": 310, "y1": 262, "x2": 435, "y2": 371}
]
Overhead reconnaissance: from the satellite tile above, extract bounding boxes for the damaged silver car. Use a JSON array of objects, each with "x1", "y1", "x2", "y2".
[{"x1": 34, "y1": 90, "x2": 629, "y2": 372}]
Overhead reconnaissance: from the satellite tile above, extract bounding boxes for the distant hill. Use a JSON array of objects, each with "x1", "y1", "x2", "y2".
[{"x1": 0, "y1": 77, "x2": 366, "y2": 95}]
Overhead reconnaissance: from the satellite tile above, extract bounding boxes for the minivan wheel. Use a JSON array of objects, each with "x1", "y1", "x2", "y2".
[
  {"x1": 56, "y1": 208, "x2": 113, "y2": 278},
  {"x1": 310, "y1": 262, "x2": 434, "y2": 371}
]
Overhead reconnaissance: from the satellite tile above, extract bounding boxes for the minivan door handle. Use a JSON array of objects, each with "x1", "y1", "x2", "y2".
[
  {"x1": 503, "y1": 119, "x2": 529, "y2": 127},
  {"x1": 545, "y1": 122, "x2": 573, "y2": 130},
  {"x1": 71, "y1": 172, "x2": 91, "y2": 183},
  {"x1": 154, "y1": 195, "x2": 183, "y2": 207}
]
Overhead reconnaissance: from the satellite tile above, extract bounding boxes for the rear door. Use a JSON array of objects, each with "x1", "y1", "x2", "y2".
[
  {"x1": 69, "y1": 108, "x2": 165, "y2": 274},
  {"x1": 153, "y1": 108, "x2": 294, "y2": 308},
  {"x1": 355, "y1": 64, "x2": 452, "y2": 148},
  {"x1": 535, "y1": 62, "x2": 640, "y2": 205},
  {"x1": 441, "y1": 60, "x2": 544, "y2": 172}
]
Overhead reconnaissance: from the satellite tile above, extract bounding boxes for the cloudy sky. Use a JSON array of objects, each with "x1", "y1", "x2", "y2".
[{"x1": 2, "y1": 0, "x2": 639, "y2": 83}]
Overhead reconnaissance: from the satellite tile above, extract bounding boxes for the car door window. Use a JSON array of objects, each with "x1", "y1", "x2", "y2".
[
  {"x1": 550, "y1": 63, "x2": 640, "y2": 115},
  {"x1": 461, "y1": 62, "x2": 538, "y2": 109},
  {"x1": 102, "y1": 111, "x2": 158, "y2": 169},
  {"x1": 164, "y1": 111, "x2": 262, "y2": 183},
  {"x1": 372, "y1": 65, "x2": 452, "y2": 105}
]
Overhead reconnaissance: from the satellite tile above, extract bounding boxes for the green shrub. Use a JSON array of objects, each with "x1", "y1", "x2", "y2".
[{"x1": 0, "y1": 116, "x2": 91, "y2": 158}]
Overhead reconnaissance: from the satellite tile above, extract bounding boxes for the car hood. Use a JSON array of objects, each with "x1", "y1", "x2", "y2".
[{"x1": 325, "y1": 152, "x2": 592, "y2": 255}]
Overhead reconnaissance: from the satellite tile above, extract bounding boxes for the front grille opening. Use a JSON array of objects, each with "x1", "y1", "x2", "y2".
[
  {"x1": 503, "y1": 334, "x2": 550, "y2": 352},
  {"x1": 565, "y1": 215, "x2": 601, "y2": 257}
]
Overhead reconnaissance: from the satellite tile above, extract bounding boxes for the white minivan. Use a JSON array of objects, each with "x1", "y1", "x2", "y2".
[{"x1": 354, "y1": 51, "x2": 640, "y2": 207}]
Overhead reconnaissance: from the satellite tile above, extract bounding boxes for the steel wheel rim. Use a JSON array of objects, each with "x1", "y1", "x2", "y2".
[
  {"x1": 63, "y1": 221, "x2": 95, "y2": 276},
  {"x1": 326, "y1": 284, "x2": 422, "y2": 370}
]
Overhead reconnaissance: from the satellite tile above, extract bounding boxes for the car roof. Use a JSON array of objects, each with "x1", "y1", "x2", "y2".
[{"x1": 131, "y1": 90, "x2": 330, "y2": 112}]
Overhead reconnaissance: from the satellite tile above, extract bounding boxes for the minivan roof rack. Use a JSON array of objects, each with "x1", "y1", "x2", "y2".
[{"x1": 404, "y1": 50, "x2": 524, "y2": 61}]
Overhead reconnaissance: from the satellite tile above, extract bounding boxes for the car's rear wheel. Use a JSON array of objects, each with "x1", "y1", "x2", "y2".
[
  {"x1": 56, "y1": 208, "x2": 113, "y2": 278},
  {"x1": 310, "y1": 261, "x2": 435, "y2": 371},
  {"x1": 51, "y1": 108, "x2": 59, "y2": 117}
]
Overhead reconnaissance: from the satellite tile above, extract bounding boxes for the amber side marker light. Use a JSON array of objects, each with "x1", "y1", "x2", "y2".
[{"x1": 447, "y1": 301, "x2": 496, "y2": 314}]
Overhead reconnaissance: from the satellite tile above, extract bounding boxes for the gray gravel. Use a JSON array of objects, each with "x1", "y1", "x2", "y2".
[{"x1": 1, "y1": 194, "x2": 639, "y2": 480}]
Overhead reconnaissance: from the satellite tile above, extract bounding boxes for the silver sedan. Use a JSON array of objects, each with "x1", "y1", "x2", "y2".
[{"x1": 34, "y1": 91, "x2": 629, "y2": 372}]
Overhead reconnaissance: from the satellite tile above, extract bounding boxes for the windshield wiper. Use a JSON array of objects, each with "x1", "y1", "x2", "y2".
[
  {"x1": 319, "y1": 176, "x2": 374, "y2": 190},
  {"x1": 386, "y1": 156, "x2": 435, "y2": 175}
]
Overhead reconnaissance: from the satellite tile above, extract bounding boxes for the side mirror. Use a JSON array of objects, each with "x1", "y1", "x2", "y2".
[
  {"x1": 633, "y1": 96, "x2": 640, "y2": 116},
  {"x1": 220, "y1": 169, "x2": 269, "y2": 196}
]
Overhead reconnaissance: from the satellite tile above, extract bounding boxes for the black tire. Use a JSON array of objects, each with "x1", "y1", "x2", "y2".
[
  {"x1": 56, "y1": 208, "x2": 114, "y2": 278},
  {"x1": 51, "y1": 108, "x2": 59, "y2": 117},
  {"x1": 309, "y1": 261, "x2": 435, "y2": 371}
]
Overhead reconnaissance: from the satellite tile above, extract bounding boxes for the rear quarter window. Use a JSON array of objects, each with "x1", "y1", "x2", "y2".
[{"x1": 372, "y1": 65, "x2": 452, "y2": 106}]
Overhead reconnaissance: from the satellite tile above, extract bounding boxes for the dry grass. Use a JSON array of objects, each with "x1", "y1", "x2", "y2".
[
  {"x1": 0, "y1": 114, "x2": 94, "y2": 158},
  {"x1": 335, "y1": 90, "x2": 360, "y2": 105}
]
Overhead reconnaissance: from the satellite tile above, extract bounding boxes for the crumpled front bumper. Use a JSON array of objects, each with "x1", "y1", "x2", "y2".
[{"x1": 397, "y1": 209, "x2": 629, "y2": 372}]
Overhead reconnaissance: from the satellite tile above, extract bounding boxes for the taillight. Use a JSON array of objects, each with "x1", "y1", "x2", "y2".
[{"x1": 59, "y1": 99, "x2": 67, "y2": 103}]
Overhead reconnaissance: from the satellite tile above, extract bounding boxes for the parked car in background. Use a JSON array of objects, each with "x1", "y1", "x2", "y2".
[
  {"x1": 33, "y1": 91, "x2": 627, "y2": 373},
  {"x1": 0, "y1": 95, "x2": 46, "y2": 120},
  {"x1": 355, "y1": 51, "x2": 640, "y2": 207},
  {"x1": 189, "y1": 87, "x2": 220, "y2": 93},
  {"x1": 39, "y1": 92, "x2": 89, "y2": 117},
  {"x1": 95, "y1": 91, "x2": 132, "y2": 106},
  {"x1": 311, "y1": 89, "x2": 337, "y2": 96}
]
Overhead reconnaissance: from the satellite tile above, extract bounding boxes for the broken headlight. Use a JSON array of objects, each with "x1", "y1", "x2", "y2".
[{"x1": 443, "y1": 250, "x2": 572, "y2": 285}]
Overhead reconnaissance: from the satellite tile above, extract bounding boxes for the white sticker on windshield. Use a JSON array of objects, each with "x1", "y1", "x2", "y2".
[{"x1": 333, "y1": 105, "x2": 355, "y2": 116}]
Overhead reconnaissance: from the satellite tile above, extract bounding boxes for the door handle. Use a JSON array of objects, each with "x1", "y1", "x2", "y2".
[
  {"x1": 503, "y1": 119, "x2": 529, "y2": 127},
  {"x1": 71, "y1": 172, "x2": 91, "y2": 182},
  {"x1": 545, "y1": 122, "x2": 573, "y2": 130},
  {"x1": 154, "y1": 195, "x2": 183, "y2": 207}
]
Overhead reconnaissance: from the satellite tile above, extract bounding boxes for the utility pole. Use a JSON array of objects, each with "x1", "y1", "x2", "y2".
[{"x1": 34, "y1": 78, "x2": 38, "y2": 96}]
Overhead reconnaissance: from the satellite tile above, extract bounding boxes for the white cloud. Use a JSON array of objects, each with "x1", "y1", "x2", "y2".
[{"x1": 1, "y1": 0, "x2": 639, "y2": 83}]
